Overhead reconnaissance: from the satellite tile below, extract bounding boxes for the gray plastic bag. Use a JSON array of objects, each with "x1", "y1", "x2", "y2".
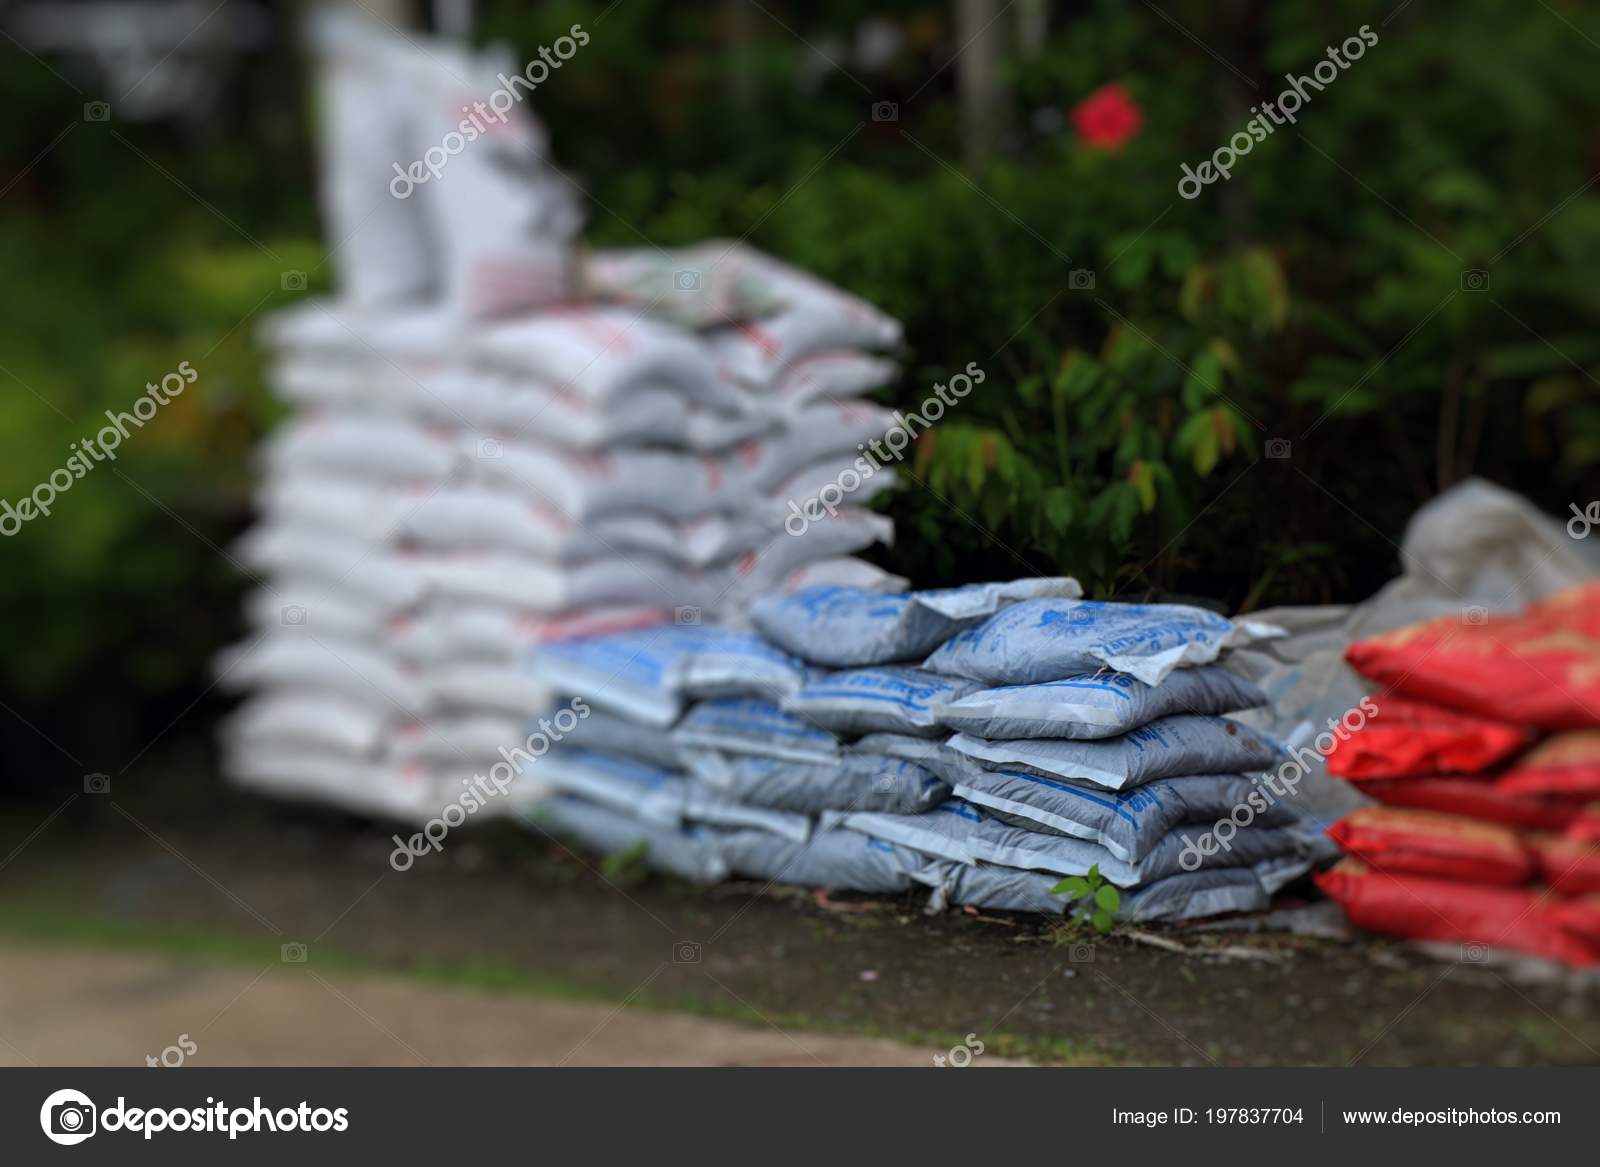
[
  {"x1": 951, "y1": 770, "x2": 1297, "y2": 862},
  {"x1": 542, "y1": 749, "x2": 809, "y2": 841},
  {"x1": 671, "y1": 697, "x2": 841, "y2": 763},
  {"x1": 541, "y1": 749, "x2": 685, "y2": 828},
  {"x1": 718, "y1": 826, "x2": 940, "y2": 892},
  {"x1": 923, "y1": 598, "x2": 1284, "y2": 686},
  {"x1": 851, "y1": 733, "x2": 987, "y2": 785},
  {"x1": 946, "y1": 715, "x2": 1284, "y2": 791},
  {"x1": 930, "y1": 666, "x2": 1266, "y2": 740},
  {"x1": 782, "y1": 666, "x2": 979, "y2": 736},
  {"x1": 921, "y1": 859, "x2": 1290, "y2": 920},
  {"x1": 554, "y1": 705, "x2": 683, "y2": 769},
  {"x1": 531, "y1": 626, "x2": 807, "y2": 726},
  {"x1": 688, "y1": 751, "x2": 948, "y2": 815},
  {"x1": 529, "y1": 796, "x2": 729, "y2": 883},
  {"x1": 749, "y1": 578, "x2": 1081, "y2": 668}
]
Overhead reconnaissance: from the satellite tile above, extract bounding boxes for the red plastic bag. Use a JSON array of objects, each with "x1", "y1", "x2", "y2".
[
  {"x1": 1348, "y1": 776, "x2": 1585, "y2": 831},
  {"x1": 1326, "y1": 806, "x2": 1533, "y2": 884},
  {"x1": 1344, "y1": 582, "x2": 1600, "y2": 731},
  {"x1": 1496, "y1": 732, "x2": 1600, "y2": 798},
  {"x1": 1565, "y1": 810, "x2": 1600, "y2": 843},
  {"x1": 1529, "y1": 832, "x2": 1600, "y2": 897},
  {"x1": 1315, "y1": 859, "x2": 1599, "y2": 966},
  {"x1": 1550, "y1": 894, "x2": 1600, "y2": 948},
  {"x1": 1324, "y1": 693, "x2": 1532, "y2": 779}
]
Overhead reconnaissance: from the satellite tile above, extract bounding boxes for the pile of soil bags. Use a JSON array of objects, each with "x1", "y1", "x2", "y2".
[
  {"x1": 1318, "y1": 582, "x2": 1600, "y2": 966},
  {"x1": 216, "y1": 11, "x2": 903, "y2": 820},
  {"x1": 524, "y1": 582, "x2": 1332, "y2": 922}
]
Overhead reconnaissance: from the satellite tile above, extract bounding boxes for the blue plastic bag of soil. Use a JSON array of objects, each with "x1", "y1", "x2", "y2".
[
  {"x1": 749, "y1": 577, "x2": 1081, "y2": 668},
  {"x1": 946, "y1": 714, "x2": 1284, "y2": 791},
  {"x1": 542, "y1": 748, "x2": 810, "y2": 841},
  {"x1": 920, "y1": 859, "x2": 1304, "y2": 920},
  {"x1": 687, "y1": 751, "x2": 948, "y2": 815},
  {"x1": 930, "y1": 665, "x2": 1266, "y2": 740},
  {"x1": 923, "y1": 598, "x2": 1283, "y2": 686},
  {"x1": 718, "y1": 827, "x2": 941, "y2": 892},
  {"x1": 950, "y1": 770, "x2": 1298, "y2": 862},
  {"x1": 850, "y1": 732, "x2": 986, "y2": 785},
  {"x1": 671, "y1": 696, "x2": 841, "y2": 763},
  {"x1": 782, "y1": 666, "x2": 980, "y2": 736},
  {"x1": 554, "y1": 705, "x2": 684, "y2": 768},
  {"x1": 528, "y1": 795, "x2": 729, "y2": 883},
  {"x1": 531, "y1": 625, "x2": 806, "y2": 726}
]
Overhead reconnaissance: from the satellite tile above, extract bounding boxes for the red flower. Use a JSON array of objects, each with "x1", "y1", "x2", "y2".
[{"x1": 1072, "y1": 83, "x2": 1143, "y2": 151}]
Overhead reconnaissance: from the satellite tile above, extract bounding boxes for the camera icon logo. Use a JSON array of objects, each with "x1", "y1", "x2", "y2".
[
  {"x1": 1265, "y1": 438, "x2": 1292, "y2": 460},
  {"x1": 674, "y1": 269, "x2": 702, "y2": 291},
  {"x1": 281, "y1": 941, "x2": 308, "y2": 963},
  {"x1": 673, "y1": 940, "x2": 702, "y2": 963},
  {"x1": 40, "y1": 1088, "x2": 97, "y2": 1145},
  {"x1": 83, "y1": 772, "x2": 111, "y2": 795},
  {"x1": 281, "y1": 605, "x2": 308, "y2": 627},
  {"x1": 281, "y1": 270, "x2": 308, "y2": 292},
  {"x1": 476, "y1": 437, "x2": 504, "y2": 460},
  {"x1": 1460, "y1": 269, "x2": 1490, "y2": 292},
  {"x1": 83, "y1": 101, "x2": 110, "y2": 122},
  {"x1": 1461, "y1": 606, "x2": 1489, "y2": 626},
  {"x1": 871, "y1": 101, "x2": 899, "y2": 123},
  {"x1": 1460, "y1": 941, "x2": 1490, "y2": 963},
  {"x1": 1068, "y1": 268, "x2": 1096, "y2": 290},
  {"x1": 674, "y1": 606, "x2": 702, "y2": 626},
  {"x1": 1068, "y1": 942, "x2": 1096, "y2": 964}
]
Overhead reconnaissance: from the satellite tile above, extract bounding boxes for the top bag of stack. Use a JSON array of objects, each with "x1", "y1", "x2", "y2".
[
  {"x1": 310, "y1": 6, "x2": 582, "y2": 316},
  {"x1": 749, "y1": 578, "x2": 1082, "y2": 668},
  {"x1": 923, "y1": 598, "x2": 1284, "y2": 687},
  {"x1": 1345, "y1": 581, "x2": 1600, "y2": 731}
]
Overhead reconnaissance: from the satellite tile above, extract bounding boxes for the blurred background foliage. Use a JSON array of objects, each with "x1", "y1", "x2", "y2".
[{"x1": 3, "y1": 0, "x2": 1600, "y2": 770}]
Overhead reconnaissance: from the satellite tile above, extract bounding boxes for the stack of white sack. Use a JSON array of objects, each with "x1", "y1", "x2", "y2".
[
  {"x1": 522, "y1": 581, "x2": 1336, "y2": 923},
  {"x1": 216, "y1": 15, "x2": 908, "y2": 823},
  {"x1": 219, "y1": 272, "x2": 908, "y2": 819}
]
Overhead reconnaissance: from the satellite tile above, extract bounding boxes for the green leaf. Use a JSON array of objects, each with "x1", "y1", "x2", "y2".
[
  {"x1": 1207, "y1": 337, "x2": 1241, "y2": 374},
  {"x1": 1092, "y1": 909, "x2": 1114, "y2": 934},
  {"x1": 1179, "y1": 265, "x2": 1211, "y2": 321},
  {"x1": 1182, "y1": 349, "x2": 1223, "y2": 411},
  {"x1": 1051, "y1": 876, "x2": 1092, "y2": 899},
  {"x1": 1054, "y1": 350, "x2": 1100, "y2": 401},
  {"x1": 1041, "y1": 486, "x2": 1075, "y2": 533},
  {"x1": 1524, "y1": 376, "x2": 1581, "y2": 417},
  {"x1": 1176, "y1": 413, "x2": 1220, "y2": 476},
  {"x1": 1094, "y1": 884, "x2": 1121, "y2": 911},
  {"x1": 1128, "y1": 460, "x2": 1156, "y2": 513}
]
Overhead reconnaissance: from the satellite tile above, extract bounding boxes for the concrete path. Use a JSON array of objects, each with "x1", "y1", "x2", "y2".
[{"x1": 0, "y1": 941, "x2": 980, "y2": 1067}]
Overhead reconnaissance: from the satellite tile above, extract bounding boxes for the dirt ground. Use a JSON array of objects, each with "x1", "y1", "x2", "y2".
[
  {"x1": 1, "y1": 762, "x2": 1596, "y2": 1067},
  {"x1": 0, "y1": 939, "x2": 991, "y2": 1066}
]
